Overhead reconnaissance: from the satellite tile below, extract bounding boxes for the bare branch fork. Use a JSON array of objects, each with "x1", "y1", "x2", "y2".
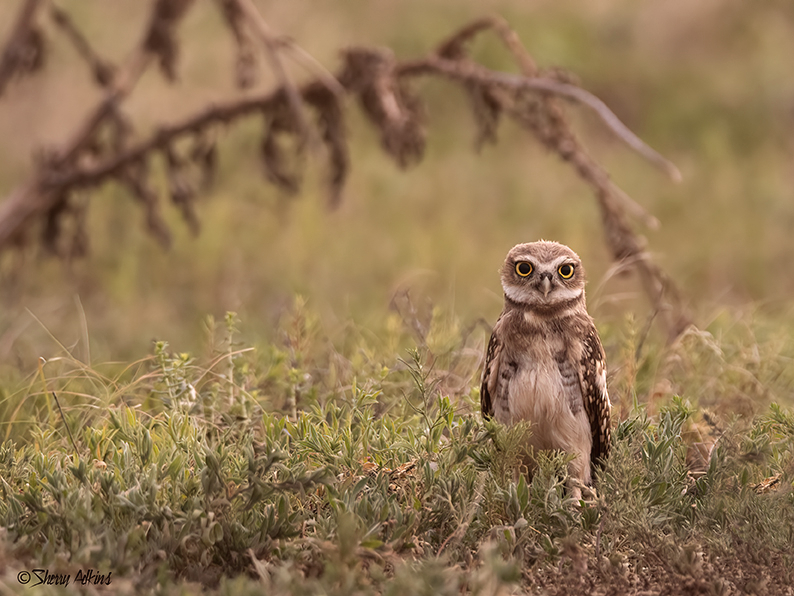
[{"x1": 0, "y1": 4, "x2": 691, "y2": 337}]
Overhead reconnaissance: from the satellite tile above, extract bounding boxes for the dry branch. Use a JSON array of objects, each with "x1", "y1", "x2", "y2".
[
  {"x1": 49, "y1": 4, "x2": 115, "y2": 88},
  {"x1": 398, "y1": 57, "x2": 680, "y2": 182},
  {"x1": 233, "y1": 0, "x2": 318, "y2": 150},
  {"x1": 404, "y1": 16, "x2": 689, "y2": 336},
  {"x1": 0, "y1": 3, "x2": 691, "y2": 338},
  {"x1": 0, "y1": 0, "x2": 198, "y2": 251},
  {"x1": 215, "y1": 0, "x2": 257, "y2": 88},
  {"x1": 0, "y1": 0, "x2": 45, "y2": 97}
]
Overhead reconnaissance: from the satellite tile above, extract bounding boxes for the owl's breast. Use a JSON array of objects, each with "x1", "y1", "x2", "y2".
[
  {"x1": 498, "y1": 336, "x2": 589, "y2": 452},
  {"x1": 508, "y1": 352, "x2": 566, "y2": 426}
]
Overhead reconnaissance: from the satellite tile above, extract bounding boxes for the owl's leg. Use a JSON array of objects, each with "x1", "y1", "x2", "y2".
[
  {"x1": 566, "y1": 452, "x2": 589, "y2": 503},
  {"x1": 559, "y1": 411, "x2": 593, "y2": 503},
  {"x1": 568, "y1": 482, "x2": 583, "y2": 503}
]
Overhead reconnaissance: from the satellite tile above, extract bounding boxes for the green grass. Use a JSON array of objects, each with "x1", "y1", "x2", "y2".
[
  {"x1": 1, "y1": 0, "x2": 794, "y2": 592},
  {"x1": 1, "y1": 308, "x2": 793, "y2": 594}
]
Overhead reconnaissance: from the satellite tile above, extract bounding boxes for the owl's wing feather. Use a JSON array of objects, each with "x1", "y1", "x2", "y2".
[
  {"x1": 556, "y1": 356, "x2": 584, "y2": 416},
  {"x1": 579, "y1": 325, "x2": 611, "y2": 477},
  {"x1": 480, "y1": 316, "x2": 504, "y2": 420}
]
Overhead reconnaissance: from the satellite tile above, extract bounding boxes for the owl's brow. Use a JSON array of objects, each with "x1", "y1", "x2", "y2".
[{"x1": 523, "y1": 255, "x2": 576, "y2": 270}]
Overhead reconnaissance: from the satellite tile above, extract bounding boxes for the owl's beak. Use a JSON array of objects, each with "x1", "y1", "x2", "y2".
[{"x1": 540, "y1": 275, "x2": 552, "y2": 297}]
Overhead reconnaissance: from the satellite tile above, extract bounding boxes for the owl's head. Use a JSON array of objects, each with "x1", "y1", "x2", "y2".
[{"x1": 500, "y1": 241, "x2": 586, "y2": 310}]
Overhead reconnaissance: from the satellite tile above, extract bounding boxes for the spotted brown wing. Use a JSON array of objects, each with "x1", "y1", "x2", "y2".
[
  {"x1": 580, "y1": 325, "x2": 611, "y2": 476},
  {"x1": 480, "y1": 317, "x2": 503, "y2": 420}
]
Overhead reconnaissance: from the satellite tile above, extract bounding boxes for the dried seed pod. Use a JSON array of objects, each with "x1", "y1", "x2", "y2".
[
  {"x1": 164, "y1": 146, "x2": 199, "y2": 235},
  {"x1": 122, "y1": 159, "x2": 172, "y2": 248},
  {"x1": 49, "y1": 5, "x2": 115, "y2": 89},
  {"x1": 305, "y1": 85, "x2": 349, "y2": 209},
  {"x1": 342, "y1": 48, "x2": 425, "y2": 168},
  {"x1": 0, "y1": 0, "x2": 47, "y2": 98},
  {"x1": 41, "y1": 193, "x2": 69, "y2": 255},
  {"x1": 466, "y1": 83, "x2": 504, "y2": 151},
  {"x1": 66, "y1": 195, "x2": 89, "y2": 259},
  {"x1": 143, "y1": 0, "x2": 195, "y2": 81},
  {"x1": 217, "y1": 0, "x2": 258, "y2": 88},
  {"x1": 108, "y1": 107, "x2": 134, "y2": 155},
  {"x1": 190, "y1": 132, "x2": 218, "y2": 189},
  {"x1": 260, "y1": 98, "x2": 304, "y2": 195}
]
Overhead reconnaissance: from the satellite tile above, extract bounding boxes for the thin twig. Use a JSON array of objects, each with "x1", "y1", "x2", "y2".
[
  {"x1": 595, "y1": 514, "x2": 605, "y2": 559},
  {"x1": 233, "y1": 0, "x2": 319, "y2": 150},
  {"x1": 398, "y1": 57, "x2": 682, "y2": 182},
  {"x1": 635, "y1": 306, "x2": 660, "y2": 362},
  {"x1": 488, "y1": 16, "x2": 538, "y2": 75},
  {"x1": 48, "y1": 1, "x2": 115, "y2": 87},
  {"x1": 0, "y1": 0, "x2": 44, "y2": 97},
  {"x1": 40, "y1": 91, "x2": 287, "y2": 188},
  {"x1": 410, "y1": 17, "x2": 680, "y2": 182},
  {"x1": 37, "y1": 357, "x2": 79, "y2": 456},
  {"x1": 52, "y1": 390, "x2": 79, "y2": 455},
  {"x1": 281, "y1": 40, "x2": 346, "y2": 98},
  {"x1": 74, "y1": 294, "x2": 91, "y2": 364},
  {"x1": 442, "y1": 21, "x2": 661, "y2": 231},
  {"x1": 436, "y1": 15, "x2": 537, "y2": 76},
  {"x1": 436, "y1": 472, "x2": 486, "y2": 556}
]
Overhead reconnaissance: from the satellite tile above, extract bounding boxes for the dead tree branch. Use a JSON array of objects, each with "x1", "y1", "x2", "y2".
[
  {"x1": 403, "y1": 15, "x2": 689, "y2": 336},
  {"x1": 0, "y1": 4, "x2": 691, "y2": 338},
  {"x1": 49, "y1": 3, "x2": 115, "y2": 88},
  {"x1": 396, "y1": 57, "x2": 680, "y2": 182},
  {"x1": 0, "y1": 0, "x2": 197, "y2": 250},
  {"x1": 0, "y1": 0, "x2": 45, "y2": 97},
  {"x1": 232, "y1": 0, "x2": 318, "y2": 150}
]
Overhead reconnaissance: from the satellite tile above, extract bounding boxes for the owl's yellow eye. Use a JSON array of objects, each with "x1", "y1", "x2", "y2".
[
  {"x1": 515, "y1": 262, "x2": 533, "y2": 277},
  {"x1": 558, "y1": 263, "x2": 575, "y2": 279}
]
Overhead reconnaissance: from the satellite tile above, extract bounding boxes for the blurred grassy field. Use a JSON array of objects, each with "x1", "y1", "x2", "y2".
[
  {"x1": 1, "y1": 2, "x2": 794, "y2": 593},
  {"x1": 0, "y1": 0, "x2": 792, "y2": 367}
]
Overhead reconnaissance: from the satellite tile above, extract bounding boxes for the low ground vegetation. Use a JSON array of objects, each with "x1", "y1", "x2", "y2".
[{"x1": 1, "y1": 307, "x2": 793, "y2": 594}]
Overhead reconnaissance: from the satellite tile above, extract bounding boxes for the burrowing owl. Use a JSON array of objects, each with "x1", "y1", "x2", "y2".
[{"x1": 481, "y1": 241, "x2": 611, "y2": 495}]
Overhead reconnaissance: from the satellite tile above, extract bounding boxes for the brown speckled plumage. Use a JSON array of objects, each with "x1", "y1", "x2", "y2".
[{"x1": 481, "y1": 241, "x2": 611, "y2": 491}]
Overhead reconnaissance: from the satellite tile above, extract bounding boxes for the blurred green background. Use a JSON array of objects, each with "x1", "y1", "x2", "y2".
[{"x1": 0, "y1": 0, "x2": 793, "y2": 367}]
